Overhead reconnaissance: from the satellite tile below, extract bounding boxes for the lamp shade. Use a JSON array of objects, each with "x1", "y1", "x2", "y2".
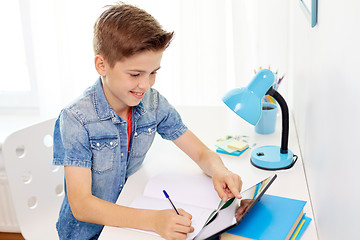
[{"x1": 222, "y1": 69, "x2": 275, "y2": 125}]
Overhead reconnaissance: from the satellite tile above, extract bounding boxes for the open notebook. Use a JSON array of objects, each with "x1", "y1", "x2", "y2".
[
  {"x1": 128, "y1": 173, "x2": 276, "y2": 239},
  {"x1": 129, "y1": 173, "x2": 223, "y2": 239}
]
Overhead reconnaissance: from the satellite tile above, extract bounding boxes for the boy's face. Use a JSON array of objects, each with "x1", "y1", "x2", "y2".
[{"x1": 96, "y1": 50, "x2": 163, "y2": 115}]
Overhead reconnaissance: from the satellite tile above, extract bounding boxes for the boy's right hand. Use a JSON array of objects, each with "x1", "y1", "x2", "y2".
[{"x1": 154, "y1": 208, "x2": 194, "y2": 240}]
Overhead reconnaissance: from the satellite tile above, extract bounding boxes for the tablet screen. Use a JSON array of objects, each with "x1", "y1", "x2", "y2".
[{"x1": 194, "y1": 174, "x2": 277, "y2": 240}]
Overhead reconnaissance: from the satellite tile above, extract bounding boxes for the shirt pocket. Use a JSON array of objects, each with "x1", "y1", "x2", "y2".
[
  {"x1": 90, "y1": 136, "x2": 118, "y2": 173},
  {"x1": 131, "y1": 123, "x2": 157, "y2": 158}
]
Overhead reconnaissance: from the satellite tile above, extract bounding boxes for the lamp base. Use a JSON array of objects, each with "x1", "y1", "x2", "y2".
[{"x1": 250, "y1": 146, "x2": 296, "y2": 170}]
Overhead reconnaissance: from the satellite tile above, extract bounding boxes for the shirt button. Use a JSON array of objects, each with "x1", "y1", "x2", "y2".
[
  {"x1": 148, "y1": 128, "x2": 151, "y2": 132},
  {"x1": 121, "y1": 153, "x2": 124, "y2": 157},
  {"x1": 134, "y1": 132, "x2": 138, "y2": 136},
  {"x1": 110, "y1": 142, "x2": 113, "y2": 146},
  {"x1": 96, "y1": 142, "x2": 100, "y2": 147},
  {"x1": 120, "y1": 185, "x2": 123, "y2": 188}
]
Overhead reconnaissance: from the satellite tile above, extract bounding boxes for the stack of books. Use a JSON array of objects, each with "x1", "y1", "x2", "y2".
[
  {"x1": 221, "y1": 194, "x2": 312, "y2": 240},
  {"x1": 215, "y1": 138, "x2": 249, "y2": 157}
]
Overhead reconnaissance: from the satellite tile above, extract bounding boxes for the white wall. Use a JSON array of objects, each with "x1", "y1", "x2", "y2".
[
  {"x1": 289, "y1": 1, "x2": 360, "y2": 239},
  {"x1": 231, "y1": 0, "x2": 291, "y2": 100}
]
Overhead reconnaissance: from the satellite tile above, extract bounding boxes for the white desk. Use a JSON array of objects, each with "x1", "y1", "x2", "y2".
[{"x1": 99, "y1": 106, "x2": 318, "y2": 240}]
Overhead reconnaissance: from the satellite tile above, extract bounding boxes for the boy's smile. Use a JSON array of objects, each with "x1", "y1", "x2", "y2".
[
  {"x1": 130, "y1": 91, "x2": 145, "y2": 99},
  {"x1": 95, "y1": 50, "x2": 163, "y2": 118}
]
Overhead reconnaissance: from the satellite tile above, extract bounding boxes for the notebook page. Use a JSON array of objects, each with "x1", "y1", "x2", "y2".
[
  {"x1": 129, "y1": 195, "x2": 214, "y2": 239},
  {"x1": 143, "y1": 173, "x2": 221, "y2": 210}
]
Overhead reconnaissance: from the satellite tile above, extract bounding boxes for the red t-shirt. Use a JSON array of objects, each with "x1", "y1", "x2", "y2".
[{"x1": 127, "y1": 108, "x2": 132, "y2": 150}]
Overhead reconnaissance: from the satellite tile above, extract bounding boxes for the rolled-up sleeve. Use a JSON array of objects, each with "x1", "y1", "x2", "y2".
[{"x1": 155, "y1": 93, "x2": 188, "y2": 141}]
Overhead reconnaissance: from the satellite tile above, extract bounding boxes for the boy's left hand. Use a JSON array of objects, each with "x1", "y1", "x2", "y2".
[{"x1": 212, "y1": 168, "x2": 242, "y2": 202}]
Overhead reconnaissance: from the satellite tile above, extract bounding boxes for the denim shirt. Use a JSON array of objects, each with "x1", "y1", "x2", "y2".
[{"x1": 53, "y1": 78, "x2": 187, "y2": 239}]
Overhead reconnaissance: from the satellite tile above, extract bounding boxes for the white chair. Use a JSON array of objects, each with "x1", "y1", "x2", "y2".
[{"x1": 2, "y1": 118, "x2": 63, "y2": 240}]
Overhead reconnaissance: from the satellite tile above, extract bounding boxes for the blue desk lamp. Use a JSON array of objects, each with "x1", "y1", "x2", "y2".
[{"x1": 222, "y1": 69, "x2": 297, "y2": 170}]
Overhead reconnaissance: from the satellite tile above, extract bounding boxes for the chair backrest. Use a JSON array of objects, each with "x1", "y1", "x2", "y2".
[{"x1": 2, "y1": 118, "x2": 63, "y2": 240}]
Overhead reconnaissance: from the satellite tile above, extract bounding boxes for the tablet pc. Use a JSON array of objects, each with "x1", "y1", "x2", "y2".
[{"x1": 194, "y1": 174, "x2": 277, "y2": 240}]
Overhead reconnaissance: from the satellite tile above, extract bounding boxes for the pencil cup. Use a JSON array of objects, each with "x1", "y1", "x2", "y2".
[{"x1": 255, "y1": 102, "x2": 277, "y2": 134}]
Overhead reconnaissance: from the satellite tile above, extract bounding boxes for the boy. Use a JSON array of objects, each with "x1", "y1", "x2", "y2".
[{"x1": 53, "y1": 3, "x2": 242, "y2": 240}]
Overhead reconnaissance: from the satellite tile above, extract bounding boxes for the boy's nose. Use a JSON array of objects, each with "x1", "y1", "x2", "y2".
[{"x1": 138, "y1": 76, "x2": 151, "y2": 90}]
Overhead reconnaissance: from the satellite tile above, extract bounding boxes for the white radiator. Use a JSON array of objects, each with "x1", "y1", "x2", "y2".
[{"x1": 0, "y1": 170, "x2": 20, "y2": 232}]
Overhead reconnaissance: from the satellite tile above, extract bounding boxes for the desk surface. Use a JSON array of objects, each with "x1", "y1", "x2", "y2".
[{"x1": 99, "y1": 106, "x2": 318, "y2": 240}]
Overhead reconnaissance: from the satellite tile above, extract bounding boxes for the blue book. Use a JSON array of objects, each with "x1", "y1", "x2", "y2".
[{"x1": 221, "y1": 194, "x2": 310, "y2": 240}]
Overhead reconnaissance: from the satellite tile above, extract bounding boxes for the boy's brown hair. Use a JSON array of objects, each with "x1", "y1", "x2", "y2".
[{"x1": 93, "y1": 3, "x2": 174, "y2": 67}]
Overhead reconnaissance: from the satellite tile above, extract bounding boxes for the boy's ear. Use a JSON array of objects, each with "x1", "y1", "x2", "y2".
[{"x1": 94, "y1": 55, "x2": 106, "y2": 76}]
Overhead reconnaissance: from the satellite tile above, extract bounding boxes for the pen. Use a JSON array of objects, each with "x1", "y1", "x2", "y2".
[{"x1": 163, "y1": 190, "x2": 180, "y2": 215}]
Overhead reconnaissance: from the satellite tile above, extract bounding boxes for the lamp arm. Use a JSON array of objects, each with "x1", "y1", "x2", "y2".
[{"x1": 266, "y1": 88, "x2": 289, "y2": 154}]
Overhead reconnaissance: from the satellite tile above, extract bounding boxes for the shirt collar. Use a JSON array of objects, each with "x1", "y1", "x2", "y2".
[{"x1": 93, "y1": 77, "x2": 145, "y2": 121}]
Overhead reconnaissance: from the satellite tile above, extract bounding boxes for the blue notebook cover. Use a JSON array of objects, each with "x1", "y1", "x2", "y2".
[{"x1": 226, "y1": 194, "x2": 307, "y2": 240}]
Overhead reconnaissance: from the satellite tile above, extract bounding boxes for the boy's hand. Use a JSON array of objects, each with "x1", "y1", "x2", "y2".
[
  {"x1": 212, "y1": 168, "x2": 243, "y2": 202},
  {"x1": 153, "y1": 208, "x2": 194, "y2": 240}
]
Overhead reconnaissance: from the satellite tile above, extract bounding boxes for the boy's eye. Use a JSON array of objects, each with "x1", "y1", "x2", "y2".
[
  {"x1": 130, "y1": 73, "x2": 140, "y2": 77},
  {"x1": 151, "y1": 71, "x2": 158, "y2": 75}
]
